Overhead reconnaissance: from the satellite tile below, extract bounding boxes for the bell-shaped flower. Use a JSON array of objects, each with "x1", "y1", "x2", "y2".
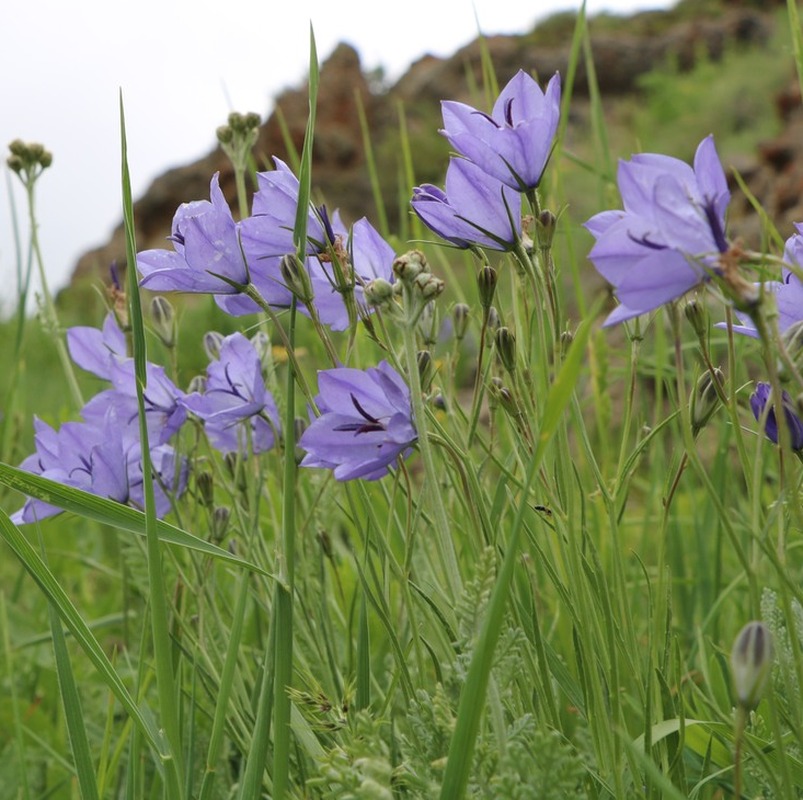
[
  {"x1": 725, "y1": 223, "x2": 803, "y2": 337},
  {"x1": 750, "y1": 382, "x2": 803, "y2": 451},
  {"x1": 585, "y1": 135, "x2": 731, "y2": 326},
  {"x1": 137, "y1": 173, "x2": 249, "y2": 294},
  {"x1": 181, "y1": 332, "x2": 280, "y2": 455},
  {"x1": 440, "y1": 70, "x2": 561, "y2": 191},
  {"x1": 411, "y1": 157, "x2": 522, "y2": 251},
  {"x1": 299, "y1": 361, "x2": 417, "y2": 481},
  {"x1": 67, "y1": 312, "x2": 127, "y2": 380},
  {"x1": 11, "y1": 408, "x2": 186, "y2": 524}
]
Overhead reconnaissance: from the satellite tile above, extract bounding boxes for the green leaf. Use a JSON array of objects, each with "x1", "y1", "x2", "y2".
[{"x1": 0, "y1": 462, "x2": 266, "y2": 574}]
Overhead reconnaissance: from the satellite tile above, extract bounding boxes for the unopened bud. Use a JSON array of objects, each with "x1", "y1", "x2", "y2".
[
  {"x1": 393, "y1": 250, "x2": 429, "y2": 283},
  {"x1": 691, "y1": 368, "x2": 724, "y2": 434},
  {"x1": 211, "y1": 507, "x2": 230, "y2": 542},
  {"x1": 187, "y1": 374, "x2": 207, "y2": 395},
  {"x1": 731, "y1": 621, "x2": 773, "y2": 710},
  {"x1": 150, "y1": 296, "x2": 175, "y2": 347},
  {"x1": 216, "y1": 125, "x2": 234, "y2": 145},
  {"x1": 418, "y1": 350, "x2": 434, "y2": 392},
  {"x1": 495, "y1": 327, "x2": 517, "y2": 374},
  {"x1": 363, "y1": 277, "x2": 396, "y2": 307},
  {"x1": 203, "y1": 331, "x2": 225, "y2": 361},
  {"x1": 536, "y1": 210, "x2": 557, "y2": 249},
  {"x1": 452, "y1": 303, "x2": 470, "y2": 340},
  {"x1": 414, "y1": 272, "x2": 444, "y2": 300},
  {"x1": 196, "y1": 471, "x2": 215, "y2": 508},
  {"x1": 485, "y1": 307, "x2": 501, "y2": 343},
  {"x1": 8, "y1": 139, "x2": 26, "y2": 157},
  {"x1": 250, "y1": 330, "x2": 272, "y2": 373},
  {"x1": 39, "y1": 150, "x2": 53, "y2": 168},
  {"x1": 280, "y1": 253, "x2": 313, "y2": 303},
  {"x1": 684, "y1": 299, "x2": 709, "y2": 340},
  {"x1": 477, "y1": 266, "x2": 498, "y2": 309}
]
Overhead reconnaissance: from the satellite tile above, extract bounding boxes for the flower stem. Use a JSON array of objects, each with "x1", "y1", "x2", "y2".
[{"x1": 400, "y1": 285, "x2": 462, "y2": 601}]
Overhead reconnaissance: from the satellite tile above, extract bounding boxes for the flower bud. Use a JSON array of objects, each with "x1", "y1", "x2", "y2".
[
  {"x1": 250, "y1": 330, "x2": 273, "y2": 373},
  {"x1": 363, "y1": 277, "x2": 396, "y2": 308},
  {"x1": 187, "y1": 374, "x2": 207, "y2": 395},
  {"x1": 684, "y1": 299, "x2": 709, "y2": 340},
  {"x1": 211, "y1": 506, "x2": 230, "y2": 543},
  {"x1": 203, "y1": 331, "x2": 225, "y2": 361},
  {"x1": 452, "y1": 303, "x2": 470, "y2": 341},
  {"x1": 417, "y1": 350, "x2": 434, "y2": 393},
  {"x1": 485, "y1": 307, "x2": 501, "y2": 344},
  {"x1": 8, "y1": 139, "x2": 26, "y2": 157},
  {"x1": 196, "y1": 471, "x2": 215, "y2": 508},
  {"x1": 731, "y1": 621, "x2": 773, "y2": 710},
  {"x1": 414, "y1": 272, "x2": 444, "y2": 300},
  {"x1": 495, "y1": 327, "x2": 517, "y2": 374},
  {"x1": 690, "y1": 368, "x2": 724, "y2": 434},
  {"x1": 216, "y1": 125, "x2": 234, "y2": 145},
  {"x1": 393, "y1": 250, "x2": 429, "y2": 283},
  {"x1": 477, "y1": 266, "x2": 498, "y2": 309},
  {"x1": 150, "y1": 296, "x2": 175, "y2": 348},
  {"x1": 536, "y1": 209, "x2": 557, "y2": 249},
  {"x1": 280, "y1": 253, "x2": 313, "y2": 304}
]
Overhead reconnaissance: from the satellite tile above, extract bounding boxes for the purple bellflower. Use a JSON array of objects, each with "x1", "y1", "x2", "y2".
[
  {"x1": 68, "y1": 313, "x2": 187, "y2": 447},
  {"x1": 137, "y1": 173, "x2": 249, "y2": 295},
  {"x1": 411, "y1": 157, "x2": 522, "y2": 251},
  {"x1": 298, "y1": 361, "x2": 417, "y2": 481},
  {"x1": 585, "y1": 135, "x2": 731, "y2": 326},
  {"x1": 181, "y1": 332, "x2": 281, "y2": 455},
  {"x1": 750, "y1": 382, "x2": 803, "y2": 451},
  {"x1": 11, "y1": 409, "x2": 187, "y2": 524},
  {"x1": 725, "y1": 223, "x2": 803, "y2": 337},
  {"x1": 440, "y1": 70, "x2": 561, "y2": 191}
]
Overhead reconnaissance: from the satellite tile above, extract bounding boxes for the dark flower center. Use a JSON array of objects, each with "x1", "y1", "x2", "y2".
[{"x1": 332, "y1": 393, "x2": 387, "y2": 435}]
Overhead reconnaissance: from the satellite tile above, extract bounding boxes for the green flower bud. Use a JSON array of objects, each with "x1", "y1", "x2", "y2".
[
  {"x1": 196, "y1": 471, "x2": 215, "y2": 508},
  {"x1": 393, "y1": 250, "x2": 429, "y2": 283},
  {"x1": 536, "y1": 209, "x2": 557, "y2": 249},
  {"x1": 211, "y1": 507, "x2": 230, "y2": 543},
  {"x1": 684, "y1": 299, "x2": 709, "y2": 340},
  {"x1": 280, "y1": 253, "x2": 313, "y2": 303},
  {"x1": 495, "y1": 327, "x2": 517, "y2": 374},
  {"x1": 6, "y1": 154, "x2": 23, "y2": 174},
  {"x1": 203, "y1": 331, "x2": 225, "y2": 361},
  {"x1": 477, "y1": 266, "x2": 498, "y2": 309},
  {"x1": 150, "y1": 296, "x2": 175, "y2": 348},
  {"x1": 485, "y1": 307, "x2": 501, "y2": 344},
  {"x1": 187, "y1": 374, "x2": 207, "y2": 395},
  {"x1": 731, "y1": 621, "x2": 773, "y2": 710},
  {"x1": 418, "y1": 350, "x2": 434, "y2": 393},
  {"x1": 690, "y1": 368, "x2": 724, "y2": 434},
  {"x1": 216, "y1": 125, "x2": 234, "y2": 144},
  {"x1": 363, "y1": 277, "x2": 396, "y2": 307},
  {"x1": 452, "y1": 303, "x2": 470, "y2": 340},
  {"x1": 8, "y1": 139, "x2": 26, "y2": 157},
  {"x1": 413, "y1": 271, "x2": 444, "y2": 300},
  {"x1": 39, "y1": 150, "x2": 53, "y2": 168}
]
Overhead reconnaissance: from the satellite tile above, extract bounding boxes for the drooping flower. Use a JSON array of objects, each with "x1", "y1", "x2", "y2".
[
  {"x1": 411, "y1": 157, "x2": 522, "y2": 251},
  {"x1": 585, "y1": 135, "x2": 731, "y2": 326},
  {"x1": 221, "y1": 159, "x2": 395, "y2": 330},
  {"x1": 750, "y1": 382, "x2": 803, "y2": 451},
  {"x1": 298, "y1": 361, "x2": 417, "y2": 481},
  {"x1": 181, "y1": 332, "x2": 281, "y2": 455},
  {"x1": 137, "y1": 173, "x2": 249, "y2": 294},
  {"x1": 68, "y1": 313, "x2": 187, "y2": 447},
  {"x1": 725, "y1": 223, "x2": 803, "y2": 337},
  {"x1": 440, "y1": 70, "x2": 561, "y2": 191},
  {"x1": 11, "y1": 409, "x2": 187, "y2": 524}
]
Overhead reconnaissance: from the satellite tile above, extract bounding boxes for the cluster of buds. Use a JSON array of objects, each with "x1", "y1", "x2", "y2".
[
  {"x1": 216, "y1": 111, "x2": 261, "y2": 172},
  {"x1": 7, "y1": 139, "x2": 53, "y2": 185}
]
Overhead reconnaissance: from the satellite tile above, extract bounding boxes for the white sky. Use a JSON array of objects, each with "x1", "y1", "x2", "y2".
[{"x1": 0, "y1": 0, "x2": 671, "y2": 310}]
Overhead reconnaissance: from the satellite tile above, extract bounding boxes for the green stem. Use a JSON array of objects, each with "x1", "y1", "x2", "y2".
[
  {"x1": 25, "y1": 179, "x2": 84, "y2": 409},
  {"x1": 400, "y1": 285, "x2": 462, "y2": 601},
  {"x1": 272, "y1": 299, "x2": 298, "y2": 800}
]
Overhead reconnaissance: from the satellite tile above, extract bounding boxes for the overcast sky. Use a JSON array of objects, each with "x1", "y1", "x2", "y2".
[{"x1": 1, "y1": 0, "x2": 671, "y2": 310}]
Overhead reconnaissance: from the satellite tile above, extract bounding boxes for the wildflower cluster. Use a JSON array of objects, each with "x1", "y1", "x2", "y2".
[{"x1": 6, "y1": 46, "x2": 803, "y2": 800}]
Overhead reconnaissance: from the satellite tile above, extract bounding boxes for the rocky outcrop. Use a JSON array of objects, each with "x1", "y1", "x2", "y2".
[{"x1": 67, "y1": 4, "x2": 776, "y2": 292}]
